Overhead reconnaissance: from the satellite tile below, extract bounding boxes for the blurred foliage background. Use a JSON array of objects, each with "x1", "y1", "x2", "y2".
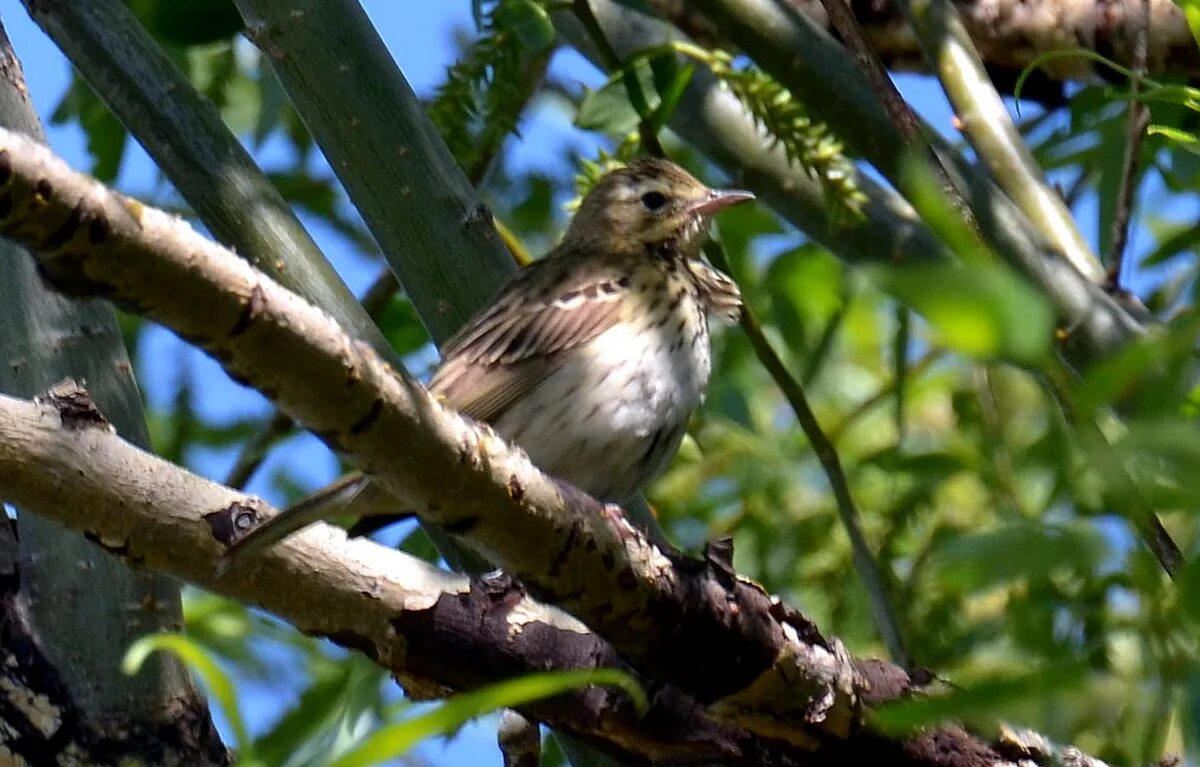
[{"x1": 15, "y1": 0, "x2": 1200, "y2": 764}]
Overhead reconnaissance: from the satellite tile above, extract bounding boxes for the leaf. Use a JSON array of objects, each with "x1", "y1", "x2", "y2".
[
  {"x1": 1104, "y1": 419, "x2": 1200, "y2": 509},
  {"x1": 1149, "y1": 124, "x2": 1200, "y2": 156},
  {"x1": 123, "y1": 634, "x2": 256, "y2": 761},
  {"x1": 860, "y1": 446, "x2": 970, "y2": 479},
  {"x1": 256, "y1": 658, "x2": 385, "y2": 766},
  {"x1": 1073, "y1": 313, "x2": 1200, "y2": 417},
  {"x1": 575, "y1": 75, "x2": 640, "y2": 134},
  {"x1": 575, "y1": 52, "x2": 691, "y2": 134},
  {"x1": 926, "y1": 522, "x2": 1108, "y2": 593},
  {"x1": 373, "y1": 296, "x2": 431, "y2": 357},
  {"x1": 872, "y1": 662, "x2": 1090, "y2": 735},
  {"x1": 1185, "y1": 663, "x2": 1200, "y2": 767},
  {"x1": 326, "y1": 669, "x2": 645, "y2": 767},
  {"x1": 869, "y1": 263, "x2": 1053, "y2": 365},
  {"x1": 1184, "y1": 0, "x2": 1200, "y2": 48},
  {"x1": 493, "y1": 0, "x2": 555, "y2": 54}
]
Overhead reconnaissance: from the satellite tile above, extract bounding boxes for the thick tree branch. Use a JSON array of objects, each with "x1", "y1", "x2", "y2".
[
  {"x1": 652, "y1": 0, "x2": 1199, "y2": 82},
  {"x1": 0, "y1": 383, "x2": 1115, "y2": 767},
  {"x1": 0, "y1": 386, "x2": 785, "y2": 765}
]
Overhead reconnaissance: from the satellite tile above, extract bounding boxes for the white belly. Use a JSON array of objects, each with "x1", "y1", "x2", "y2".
[{"x1": 492, "y1": 303, "x2": 710, "y2": 502}]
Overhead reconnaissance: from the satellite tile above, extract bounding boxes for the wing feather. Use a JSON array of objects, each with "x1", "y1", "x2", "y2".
[{"x1": 429, "y1": 252, "x2": 628, "y2": 423}]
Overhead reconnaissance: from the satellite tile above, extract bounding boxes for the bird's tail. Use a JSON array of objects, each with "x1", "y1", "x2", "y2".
[{"x1": 215, "y1": 471, "x2": 372, "y2": 577}]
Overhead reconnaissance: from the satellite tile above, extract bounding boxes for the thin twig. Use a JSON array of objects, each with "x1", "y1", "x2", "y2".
[
  {"x1": 1062, "y1": 169, "x2": 1092, "y2": 210},
  {"x1": 1106, "y1": 0, "x2": 1152, "y2": 291},
  {"x1": 1042, "y1": 361, "x2": 1183, "y2": 578},
  {"x1": 815, "y1": 0, "x2": 977, "y2": 233},
  {"x1": 705, "y1": 241, "x2": 912, "y2": 667},
  {"x1": 571, "y1": 0, "x2": 668, "y2": 157},
  {"x1": 892, "y1": 306, "x2": 910, "y2": 442},
  {"x1": 225, "y1": 411, "x2": 294, "y2": 490}
]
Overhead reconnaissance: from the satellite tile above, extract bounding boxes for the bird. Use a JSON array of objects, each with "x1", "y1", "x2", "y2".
[{"x1": 219, "y1": 157, "x2": 753, "y2": 569}]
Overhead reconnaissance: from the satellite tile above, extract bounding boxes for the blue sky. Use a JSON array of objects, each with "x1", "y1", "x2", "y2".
[{"x1": 4, "y1": 1, "x2": 1189, "y2": 765}]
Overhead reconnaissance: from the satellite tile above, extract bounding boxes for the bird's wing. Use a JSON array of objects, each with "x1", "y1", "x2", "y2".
[{"x1": 429, "y1": 252, "x2": 629, "y2": 423}]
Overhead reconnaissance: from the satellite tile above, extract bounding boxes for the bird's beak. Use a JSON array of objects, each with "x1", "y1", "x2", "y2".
[{"x1": 687, "y1": 189, "x2": 755, "y2": 216}]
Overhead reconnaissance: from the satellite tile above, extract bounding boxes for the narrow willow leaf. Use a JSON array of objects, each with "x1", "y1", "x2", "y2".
[
  {"x1": 123, "y1": 634, "x2": 256, "y2": 762},
  {"x1": 325, "y1": 669, "x2": 645, "y2": 767}
]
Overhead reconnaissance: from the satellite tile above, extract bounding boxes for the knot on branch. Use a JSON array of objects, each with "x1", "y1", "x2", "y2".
[
  {"x1": 204, "y1": 499, "x2": 266, "y2": 546},
  {"x1": 37, "y1": 380, "x2": 111, "y2": 432}
]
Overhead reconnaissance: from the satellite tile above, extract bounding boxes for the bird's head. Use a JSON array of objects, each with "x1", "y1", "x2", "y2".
[{"x1": 563, "y1": 157, "x2": 754, "y2": 257}]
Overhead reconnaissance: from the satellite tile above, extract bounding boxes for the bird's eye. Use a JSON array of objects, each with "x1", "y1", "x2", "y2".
[{"x1": 640, "y1": 191, "x2": 667, "y2": 210}]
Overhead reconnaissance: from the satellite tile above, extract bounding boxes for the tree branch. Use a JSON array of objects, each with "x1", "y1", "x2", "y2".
[
  {"x1": 651, "y1": 0, "x2": 1199, "y2": 82},
  {"x1": 901, "y1": 0, "x2": 1104, "y2": 283},
  {"x1": 1105, "y1": 0, "x2": 1152, "y2": 290},
  {"x1": 0, "y1": 385, "x2": 783, "y2": 765},
  {"x1": 0, "y1": 382, "x2": 1114, "y2": 767}
]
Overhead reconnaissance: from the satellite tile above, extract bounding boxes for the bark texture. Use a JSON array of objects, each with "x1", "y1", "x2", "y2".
[
  {"x1": 0, "y1": 384, "x2": 1109, "y2": 767},
  {"x1": 654, "y1": 0, "x2": 1197, "y2": 101}
]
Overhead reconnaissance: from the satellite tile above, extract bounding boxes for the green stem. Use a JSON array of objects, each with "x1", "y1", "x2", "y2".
[
  {"x1": 705, "y1": 243, "x2": 912, "y2": 667},
  {"x1": 231, "y1": 0, "x2": 515, "y2": 342},
  {"x1": 901, "y1": 0, "x2": 1104, "y2": 283}
]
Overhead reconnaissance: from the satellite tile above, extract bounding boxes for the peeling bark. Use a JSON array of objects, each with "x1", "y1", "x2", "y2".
[{"x1": 0, "y1": 507, "x2": 225, "y2": 766}]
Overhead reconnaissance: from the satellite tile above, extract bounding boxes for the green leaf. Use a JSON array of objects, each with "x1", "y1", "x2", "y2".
[
  {"x1": 1178, "y1": 0, "x2": 1200, "y2": 49},
  {"x1": 494, "y1": 0, "x2": 555, "y2": 54},
  {"x1": 1184, "y1": 663, "x2": 1200, "y2": 767},
  {"x1": 123, "y1": 634, "x2": 255, "y2": 761},
  {"x1": 872, "y1": 662, "x2": 1090, "y2": 735},
  {"x1": 926, "y1": 522, "x2": 1108, "y2": 593},
  {"x1": 576, "y1": 70, "x2": 643, "y2": 134},
  {"x1": 1073, "y1": 313, "x2": 1200, "y2": 417},
  {"x1": 50, "y1": 76, "x2": 128, "y2": 182},
  {"x1": 326, "y1": 669, "x2": 645, "y2": 767},
  {"x1": 575, "y1": 52, "x2": 691, "y2": 134},
  {"x1": 869, "y1": 263, "x2": 1053, "y2": 365},
  {"x1": 1149, "y1": 124, "x2": 1200, "y2": 155},
  {"x1": 256, "y1": 658, "x2": 385, "y2": 766}
]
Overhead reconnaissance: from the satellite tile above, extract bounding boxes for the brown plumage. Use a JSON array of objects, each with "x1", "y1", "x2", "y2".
[{"x1": 218, "y1": 158, "x2": 752, "y2": 570}]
